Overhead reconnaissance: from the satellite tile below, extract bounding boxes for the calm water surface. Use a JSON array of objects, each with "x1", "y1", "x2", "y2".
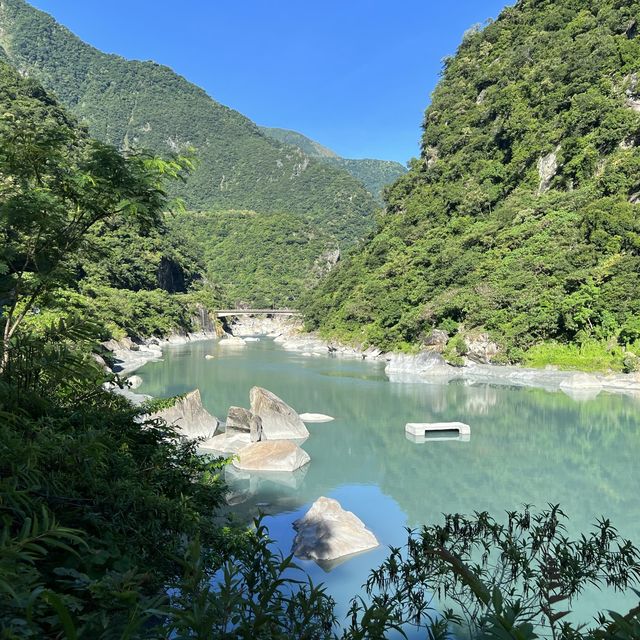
[{"x1": 138, "y1": 338, "x2": 640, "y2": 630}]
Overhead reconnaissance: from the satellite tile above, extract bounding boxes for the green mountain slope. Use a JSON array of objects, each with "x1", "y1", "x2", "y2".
[
  {"x1": 0, "y1": 0, "x2": 377, "y2": 244},
  {"x1": 259, "y1": 126, "x2": 338, "y2": 158},
  {"x1": 260, "y1": 126, "x2": 407, "y2": 201},
  {"x1": 303, "y1": 0, "x2": 640, "y2": 367}
]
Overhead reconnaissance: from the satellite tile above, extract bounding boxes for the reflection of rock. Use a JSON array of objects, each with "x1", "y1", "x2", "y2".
[
  {"x1": 292, "y1": 497, "x2": 378, "y2": 565},
  {"x1": 233, "y1": 440, "x2": 310, "y2": 472},
  {"x1": 149, "y1": 389, "x2": 220, "y2": 440},
  {"x1": 226, "y1": 406, "x2": 263, "y2": 442},
  {"x1": 464, "y1": 386, "x2": 498, "y2": 414},
  {"x1": 250, "y1": 387, "x2": 309, "y2": 440},
  {"x1": 560, "y1": 373, "x2": 602, "y2": 390},
  {"x1": 225, "y1": 463, "x2": 309, "y2": 494},
  {"x1": 205, "y1": 354, "x2": 215, "y2": 360},
  {"x1": 300, "y1": 413, "x2": 334, "y2": 423}
]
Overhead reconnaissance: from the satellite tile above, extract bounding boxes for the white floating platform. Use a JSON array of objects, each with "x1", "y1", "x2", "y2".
[{"x1": 405, "y1": 422, "x2": 471, "y2": 436}]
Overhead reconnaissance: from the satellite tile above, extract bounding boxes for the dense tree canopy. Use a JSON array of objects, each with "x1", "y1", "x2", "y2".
[{"x1": 303, "y1": 0, "x2": 640, "y2": 369}]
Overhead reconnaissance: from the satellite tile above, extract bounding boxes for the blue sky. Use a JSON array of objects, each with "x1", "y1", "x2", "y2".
[{"x1": 30, "y1": 0, "x2": 509, "y2": 164}]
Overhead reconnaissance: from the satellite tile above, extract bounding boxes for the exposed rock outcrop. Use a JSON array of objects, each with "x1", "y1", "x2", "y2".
[
  {"x1": 226, "y1": 406, "x2": 263, "y2": 442},
  {"x1": 249, "y1": 387, "x2": 309, "y2": 440},
  {"x1": 463, "y1": 332, "x2": 500, "y2": 364},
  {"x1": 422, "y1": 329, "x2": 449, "y2": 352},
  {"x1": 537, "y1": 146, "x2": 560, "y2": 194},
  {"x1": 232, "y1": 440, "x2": 310, "y2": 472},
  {"x1": 149, "y1": 389, "x2": 220, "y2": 440},
  {"x1": 292, "y1": 497, "x2": 378, "y2": 563}
]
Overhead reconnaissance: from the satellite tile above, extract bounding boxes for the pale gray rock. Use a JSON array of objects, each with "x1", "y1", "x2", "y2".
[
  {"x1": 299, "y1": 413, "x2": 334, "y2": 423},
  {"x1": 232, "y1": 440, "x2": 310, "y2": 472},
  {"x1": 537, "y1": 147, "x2": 560, "y2": 194},
  {"x1": 463, "y1": 332, "x2": 500, "y2": 364},
  {"x1": 201, "y1": 431, "x2": 251, "y2": 455},
  {"x1": 385, "y1": 351, "x2": 452, "y2": 377},
  {"x1": 423, "y1": 329, "x2": 449, "y2": 352},
  {"x1": 149, "y1": 389, "x2": 220, "y2": 440},
  {"x1": 292, "y1": 497, "x2": 378, "y2": 563},
  {"x1": 226, "y1": 406, "x2": 263, "y2": 442},
  {"x1": 249, "y1": 387, "x2": 309, "y2": 440}
]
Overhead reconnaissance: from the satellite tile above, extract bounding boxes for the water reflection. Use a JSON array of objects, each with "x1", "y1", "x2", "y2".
[{"x1": 138, "y1": 339, "x2": 640, "y2": 625}]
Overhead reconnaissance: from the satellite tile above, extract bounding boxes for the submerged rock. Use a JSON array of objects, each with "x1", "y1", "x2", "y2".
[
  {"x1": 127, "y1": 374, "x2": 143, "y2": 389},
  {"x1": 149, "y1": 389, "x2": 220, "y2": 440},
  {"x1": 559, "y1": 373, "x2": 603, "y2": 390},
  {"x1": 226, "y1": 406, "x2": 263, "y2": 442},
  {"x1": 232, "y1": 440, "x2": 310, "y2": 472},
  {"x1": 219, "y1": 335, "x2": 247, "y2": 347},
  {"x1": 299, "y1": 413, "x2": 335, "y2": 423},
  {"x1": 249, "y1": 387, "x2": 309, "y2": 440},
  {"x1": 292, "y1": 497, "x2": 378, "y2": 563}
]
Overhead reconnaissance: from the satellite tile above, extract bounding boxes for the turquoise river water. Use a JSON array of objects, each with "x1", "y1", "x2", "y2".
[{"x1": 137, "y1": 338, "x2": 640, "y2": 633}]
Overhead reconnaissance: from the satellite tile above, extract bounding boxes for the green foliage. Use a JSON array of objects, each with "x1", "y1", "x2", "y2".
[
  {"x1": 522, "y1": 339, "x2": 628, "y2": 372},
  {"x1": 303, "y1": 0, "x2": 640, "y2": 367},
  {"x1": 169, "y1": 210, "x2": 337, "y2": 307},
  {"x1": 0, "y1": 0, "x2": 378, "y2": 246},
  {"x1": 360, "y1": 506, "x2": 640, "y2": 640}
]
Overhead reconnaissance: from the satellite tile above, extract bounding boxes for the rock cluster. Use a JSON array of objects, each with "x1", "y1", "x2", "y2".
[{"x1": 148, "y1": 389, "x2": 220, "y2": 441}]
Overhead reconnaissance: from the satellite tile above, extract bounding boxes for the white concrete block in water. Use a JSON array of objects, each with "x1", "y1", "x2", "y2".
[{"x1": 405, "y1": 422, "x2": 471, "y2": 437}]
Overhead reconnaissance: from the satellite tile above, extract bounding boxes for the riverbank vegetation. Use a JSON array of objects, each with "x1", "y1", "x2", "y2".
[{"x1": 302, "y1": 0, "x2": 640, "y2": 371}]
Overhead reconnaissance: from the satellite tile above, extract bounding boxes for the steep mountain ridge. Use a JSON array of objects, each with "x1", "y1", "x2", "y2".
[
  {"x1": 0, "y1": 0, "x2": 377, "y2": 244},
  {"x1": 260, "y1": 126, "x2": 407, "y2": 201},
  {"x1": 304, "y1": 0, "x2": 640, "y2": 367}
]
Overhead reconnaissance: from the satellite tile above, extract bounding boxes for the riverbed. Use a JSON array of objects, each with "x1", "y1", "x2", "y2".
[{"x1": 137, "y1": 337, "x2": 640, "y2": 631}]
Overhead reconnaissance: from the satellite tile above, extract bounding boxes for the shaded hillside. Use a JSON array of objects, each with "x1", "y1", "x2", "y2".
[
  {"x1": 303, "y1": 0, "x2": 640, "y2": 366},
  {"x1": 260, "y1": 126, "x2": 407, "y2": 201},
  {"x1": 0, "y1": 0, "x2": 377, "y2": 244},
  {"x1": 167, "y1": 210, "x2": 337, "y2": 307}
]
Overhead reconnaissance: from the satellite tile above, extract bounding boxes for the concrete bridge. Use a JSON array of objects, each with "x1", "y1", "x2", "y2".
[{"x1": 214, "y1": 309, "x2": 300, "y2": 318}]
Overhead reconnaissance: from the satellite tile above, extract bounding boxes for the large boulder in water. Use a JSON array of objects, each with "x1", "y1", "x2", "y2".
[
  {"x1": 292, "y1": 497, "x2": 378, "y2": 563},
  {"x1": 232, "y1": 440, "x2": 310, "y2": 472},
  {"x1": 249, "y1": 387, "x2": 309, "y2": 440},
  {"x1": 226, "y1": 406, "x2": 263, "y2": 442},
  {"x1": 149, "y1": 389, "x2": 220, "y2": 440}
]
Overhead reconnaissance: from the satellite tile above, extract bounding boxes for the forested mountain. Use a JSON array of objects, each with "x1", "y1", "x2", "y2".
[
  {"x1": 0, "y1": 0, "x2": 377, "y2": 244},
  {"x1": 304, "y1": 0, "x2": 640, "y2": 369},
  {"x1": 260, "y1": 126, "x2": 407, "y2": 201},
  {"x1": 259, "y1": 126, "x2": 339, "y2": 159}
]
